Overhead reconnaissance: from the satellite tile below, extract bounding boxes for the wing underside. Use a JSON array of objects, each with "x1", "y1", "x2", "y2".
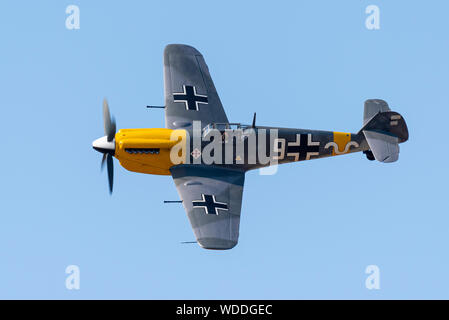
[
  {"x1": 164, "y1": 44, "x2": 228, "y2": 131},
  {"x1": 170, "y1": 165, "x2": 245, "y2": 250}
]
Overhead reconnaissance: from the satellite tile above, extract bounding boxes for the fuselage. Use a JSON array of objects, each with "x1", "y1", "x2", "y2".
[{"x1": 112, "y1": 125, "x2": 369, "y2": 175}]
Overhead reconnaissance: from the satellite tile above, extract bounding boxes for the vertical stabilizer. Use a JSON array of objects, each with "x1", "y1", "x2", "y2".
[{"x1": 360, "y1": 99, "x2": 408, "y2": 163}]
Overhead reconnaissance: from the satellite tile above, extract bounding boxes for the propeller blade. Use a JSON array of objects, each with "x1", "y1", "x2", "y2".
[
  {"x1": 110, "y1": 116, "x2": 116, "y2": 142},
  {"x1": 101, "y1": 153, "x2": 107, "y2": 170},
  {"x1": 103, "y1": 98, "x2": 116, "y2": 142},
  {"x1": 107, "y1": 153, "x2": 114, "y2": 194}
]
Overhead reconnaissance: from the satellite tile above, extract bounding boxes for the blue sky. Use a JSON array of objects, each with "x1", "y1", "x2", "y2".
[{"x1": 0, "y1": 0, "x2": 448, "y2": 299}]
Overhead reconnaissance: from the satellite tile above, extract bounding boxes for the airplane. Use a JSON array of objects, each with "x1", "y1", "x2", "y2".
[{"x1": 92, "y1": 44, "x2": 409, "y2": 250}]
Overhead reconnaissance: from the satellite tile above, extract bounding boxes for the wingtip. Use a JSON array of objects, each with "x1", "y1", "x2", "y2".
[
  {"x1": 197, "y1": 238, "x2": 238, "y2": 250},
  {"x1": 164, "y1": 44, "x2": 201, "y2": 56}
]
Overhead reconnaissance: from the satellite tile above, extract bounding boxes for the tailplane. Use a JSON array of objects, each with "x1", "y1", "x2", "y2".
[{"x1": 359, "y1": 99, "x2": 409, "y2": 163}]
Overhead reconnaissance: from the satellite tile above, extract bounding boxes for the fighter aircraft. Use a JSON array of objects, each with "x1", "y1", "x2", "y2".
[{"x1": 92, "y1": 44, "x2": 409, "y2": 250}]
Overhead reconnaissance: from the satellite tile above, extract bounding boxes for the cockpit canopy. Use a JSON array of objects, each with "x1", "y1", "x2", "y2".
[{"x1": 202, "y1": 123, "x2": 251, "y2": 137}]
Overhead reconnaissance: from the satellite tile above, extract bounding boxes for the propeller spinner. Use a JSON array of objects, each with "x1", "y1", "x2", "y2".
[{"x1": 92, "y1": 99, "x2": 116, "y2": 194}]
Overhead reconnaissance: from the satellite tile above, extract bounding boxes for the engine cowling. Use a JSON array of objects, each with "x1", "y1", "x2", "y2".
[{"x1": 114, "y1": 128, "x2": 186, "y2": 175}]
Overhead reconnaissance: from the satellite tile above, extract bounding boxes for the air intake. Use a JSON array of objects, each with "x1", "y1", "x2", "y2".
[{"x1": 125, "y1": 148, "x2": 160, "y2": 155}]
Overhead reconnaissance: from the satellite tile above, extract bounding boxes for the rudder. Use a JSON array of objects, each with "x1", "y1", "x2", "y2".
[{"x1": 360, "y1": 99, "x2": 409, "y2": 163}]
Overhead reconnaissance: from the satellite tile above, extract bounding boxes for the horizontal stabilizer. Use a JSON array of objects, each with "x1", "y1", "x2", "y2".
[
  {"x1": 360, "y1": 99, "x2": 408, "y2": 163},
  {"x1": 363, "y1": 130, "x2": 399, "y2": 163}
]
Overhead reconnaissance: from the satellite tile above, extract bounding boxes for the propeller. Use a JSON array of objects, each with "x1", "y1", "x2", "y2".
[
  {"x1": 103, "y1": 98, "x2": 116, "y2": 142},
  {"x1": 93, "y1": 99, "x2": 116, "y2": 194}
]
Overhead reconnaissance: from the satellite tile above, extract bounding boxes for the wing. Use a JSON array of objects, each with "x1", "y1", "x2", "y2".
[
  {"x1": 170, "y1": 165, "x2": 245, "y2": 250},
  {"x1": 163, "y1": 44, "x2": 229, "y2": 131}
]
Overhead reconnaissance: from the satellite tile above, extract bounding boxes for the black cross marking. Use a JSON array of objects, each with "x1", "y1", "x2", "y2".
[
  {"x1": 173, "y1": 85, "x2": 208, "y2": 111},
  {"x1": 287, "y1": 134, "x2": 320, "y2": 161},
  {"x1": 192, "y1": 194, "x2": 228, "y2": 215}
]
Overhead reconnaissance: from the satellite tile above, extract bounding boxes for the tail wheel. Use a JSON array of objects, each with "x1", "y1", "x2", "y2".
[{"x1": 364, "y1": 150, "x2": 375, "y2": 161}]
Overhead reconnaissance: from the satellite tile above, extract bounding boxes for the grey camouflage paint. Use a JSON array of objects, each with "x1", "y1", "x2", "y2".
[{"x1": 163, "y1": 44, "x2": 408, "y2": 250}]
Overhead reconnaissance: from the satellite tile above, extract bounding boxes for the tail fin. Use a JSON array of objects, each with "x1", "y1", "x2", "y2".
[{"x1": 359, "y1": 99, "x2": 409, "y2": 163}]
